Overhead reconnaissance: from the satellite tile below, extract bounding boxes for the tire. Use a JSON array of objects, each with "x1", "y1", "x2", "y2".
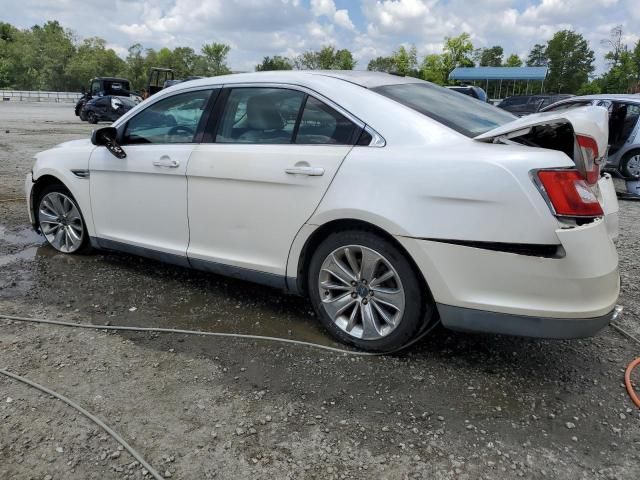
[
  {"x1": 307, "y1": 229, "x2": 434, "y2": 352},
  {"x1": 620, "y1": 150, "x2": 640, "y2": 179},
  {"x1": 36, "y1": 184, "x2": 91, "y2": 254},
  {"x1": 86, "y1": 111, "x2": 98, "y2": 124}
]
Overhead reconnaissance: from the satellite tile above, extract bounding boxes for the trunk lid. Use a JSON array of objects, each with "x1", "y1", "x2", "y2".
[{"x1": 474, "y1": 106, "x2": 609, "y2": 185}]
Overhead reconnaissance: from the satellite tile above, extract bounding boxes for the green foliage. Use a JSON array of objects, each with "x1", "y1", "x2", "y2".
[
  {"x1": 419, "y1": 54, "x2": 446, "y2": 84},
  {"x1": 442, "y1": 33, "x2": 474, "y2": 75},
  {"x1": 294, "y1": 46, "x2": 356, "y2": 70},
  {"x1": 504, "y1": 54, "x2": 523, "y2": 67},
  {"x1": 255, "y1": 55, "x2": 293, "y2": 71},
  {"x1": 478, "y1": 46, "x2": 503, "y2": 67},
  {"x1": 526, "y1": 44, "x2": 548, "y2": 67},
  {"x1": 64, "y1": 38, "x2": 126, "y2": 91},
  {"x1": 365, "y1": 45, "x2": 418, "y2": 76},
  {"x1": 545, "y1": 30, "x2": 595, "y2": 93},
  {"x1": 577, "y1": 80, "x2": 602, "y2": 95},
  {"x1": 200, "y1": 42, "x2": 231, "y2": 76}
]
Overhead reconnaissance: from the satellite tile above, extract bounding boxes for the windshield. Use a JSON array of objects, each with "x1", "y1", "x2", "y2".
[{"x1": 373, "y1": 82, "x2": 514, "y2": 137}]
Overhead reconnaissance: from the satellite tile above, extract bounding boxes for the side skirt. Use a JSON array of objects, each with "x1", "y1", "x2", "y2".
[{"x1": 90, "y1": 237, "x2": 289, "y2": 291}]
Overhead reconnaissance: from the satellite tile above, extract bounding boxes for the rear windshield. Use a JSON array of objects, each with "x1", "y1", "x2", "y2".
[{"x1": 373, "y1": 82, "x2": 514, "y2": 137}]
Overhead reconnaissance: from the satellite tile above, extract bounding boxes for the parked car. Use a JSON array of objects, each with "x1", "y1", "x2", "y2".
[
  {"x1": 446, "y1": 85, "x2": 489, "y2": 102},
  {"x1": 26, "y1": 71, "x2": 620, "y2": 351},
  {"x1": 498, "y1": 94, "x2": 574, "y2": 116},
  {"x1": 541, "y1": 94, "x2": 640, "y2": 178},
  {"x1": 75, "y1": 77, "x2": 134, "y2": 119},
  {"x1": 81, "y1": 95, "x2": 136, "y2": 124}
]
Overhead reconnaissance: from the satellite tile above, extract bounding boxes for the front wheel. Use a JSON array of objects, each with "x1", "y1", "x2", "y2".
[
  {"x1": 37, "y1": 186, "x2": 90, "y2": 254},
  {"x1": 86, "y1": 111, "x2": 98, "y2": 124},
  {"x1": 308, "y1": 230, "x2": 434, "y2": 352}
]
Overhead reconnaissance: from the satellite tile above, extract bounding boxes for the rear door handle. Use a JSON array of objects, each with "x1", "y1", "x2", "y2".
[
  {"x1": 285, "y1": 166, "x2": 325, "y2": 176},
  {"x1": 153, "y1": 157, "x2": 180, "y2": 168}
]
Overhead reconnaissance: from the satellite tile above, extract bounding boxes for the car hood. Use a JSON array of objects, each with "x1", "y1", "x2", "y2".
[
  {"x1": 474, "y1": 106, "x2": 609, "y2": 156},
  {"x1": 54, "y1": 138, "x2": 93, "y2": 149}
]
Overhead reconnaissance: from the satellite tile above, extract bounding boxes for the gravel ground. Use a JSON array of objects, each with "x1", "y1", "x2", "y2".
[{"x1": 0, "y1": 102, "x2": 639, "y2": 480}]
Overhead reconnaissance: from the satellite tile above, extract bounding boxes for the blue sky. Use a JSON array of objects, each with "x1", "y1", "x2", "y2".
[{"x1": 1, "y1": 0, "x2": 638, "y2": 73}]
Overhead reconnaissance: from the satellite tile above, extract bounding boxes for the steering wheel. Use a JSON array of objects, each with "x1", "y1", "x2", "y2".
[{"x1": 168, "y1": 125, "x2": 195, "y2": 138}]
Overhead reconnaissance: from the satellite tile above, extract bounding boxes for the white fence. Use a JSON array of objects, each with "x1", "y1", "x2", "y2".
[{"x1": 1, "y1": 90, "x2": 82, "y2": 103}]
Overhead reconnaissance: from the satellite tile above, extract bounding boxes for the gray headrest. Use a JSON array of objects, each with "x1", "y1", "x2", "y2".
[{"x1": 246, "y1": 96, "x2": 284, "y2": 130}]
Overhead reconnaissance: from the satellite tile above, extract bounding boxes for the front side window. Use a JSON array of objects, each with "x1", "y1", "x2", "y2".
[
  {"x1": 216, "y1": 88, "x2": 305, "y2": 144},
  {"x1": 124, "y1": 89, "x2": 213, "y2": 144},
  {"x1": 296, "y1": 96, "x2": 358, "y2": 144},
  {"x1": 374, "y1": 82, "x2": 515, "y2": 137}
]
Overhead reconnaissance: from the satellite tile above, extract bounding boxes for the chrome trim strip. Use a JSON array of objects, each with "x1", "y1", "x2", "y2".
[{"x1": 71, "y1": 169, "x2": 90, "y2": 179}]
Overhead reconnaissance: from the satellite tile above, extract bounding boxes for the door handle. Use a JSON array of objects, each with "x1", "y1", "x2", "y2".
[
  {"x1": 285, "y1": 166, "x2": 325, "y2": 176},
  {"x1": 153, "y1": 158, "x2": 180, "y2": 168}
]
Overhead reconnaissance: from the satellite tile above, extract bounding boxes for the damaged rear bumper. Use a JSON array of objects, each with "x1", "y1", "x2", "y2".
[
  {"x1": 437, "y1": 304, "x2": 623, "y2": 338},
  {"x1": 398, "y1": 217, "x2": 620, "y2": 338}
]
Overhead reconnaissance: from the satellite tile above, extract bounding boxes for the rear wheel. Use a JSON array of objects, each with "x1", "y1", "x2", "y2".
[
  {"x1": 37, "y1": 185, "x2": 90, "y2": 254},
  {"x1": 620, "y1": 150, "x2": 640, "y2": 179},
  {"x1": 308, "y1": 229, "x2": 434, "y2": 352}
]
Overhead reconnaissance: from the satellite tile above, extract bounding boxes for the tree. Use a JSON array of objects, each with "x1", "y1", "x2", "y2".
[
  {"x1": 393, "y1": 45, "x2": 418, "y2": 76},
  {"x1": 602, "y1": 25, "x2": 625, "y2": 68},
  {"x1": 442, "y1": 33, "x2": 474, "y2": 75},
  {"x1": 255, "y1": 55, "x2": 293, "y2": 71},
  {"x1": 201, "y1": 42, "x2": 231, "y2": 76},
  {"x1": 295, "y1": 46, "x2": 355, "y2": 70},
  {"x1": 504, "y1": 54, "x2": 523, "y2": 67},
  {"x1": 64, "y1": 37, "x2": 126, "y2": 91},
  {"x1": 526, "y1": 43, "x2": 548, "y2": 67},
  {"x1": 367, "y1": 56, "x2": 396, "y2": 72},
  {"x1": 478, "y1": 46, "x2": 503, "y2": 67},
  {"x1": 125, "y1": 44, "x2": 146, "y2": 90},
  {"x1": 545, "y1": 30, "x2": 595, "y2": 93},
  {"x1": 420, "y1": 54, "x2": 446, "y2": 84}
]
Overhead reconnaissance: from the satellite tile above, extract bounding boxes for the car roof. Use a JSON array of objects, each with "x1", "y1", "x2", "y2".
[
  {"x1": 559, "y1": 94, "x2": 640, "y2": 103},
  {"x1": 170, "y1": 70, "x2": 422, "y2": 92},
  {"x1": 93, "y1": 77, "x2": 130, "y2": 82}
]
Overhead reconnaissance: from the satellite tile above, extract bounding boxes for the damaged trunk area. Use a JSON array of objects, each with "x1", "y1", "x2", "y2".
[{"x1": 511, "y1": 123, "x2": 575, "y2": 161}]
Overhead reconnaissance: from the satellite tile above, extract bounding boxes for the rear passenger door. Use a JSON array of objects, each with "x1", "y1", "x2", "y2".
[{"x1": 186, "y1": 86, "x2": 362, "y2": 283}]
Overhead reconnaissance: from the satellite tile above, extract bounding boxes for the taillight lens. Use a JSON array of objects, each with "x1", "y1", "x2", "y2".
[
  {"x1": 537, "y1": 169, "x2": 603, "y2": 217},
  {"x1": 576, "y1": 134, "x2": 600, "y2": 185}
]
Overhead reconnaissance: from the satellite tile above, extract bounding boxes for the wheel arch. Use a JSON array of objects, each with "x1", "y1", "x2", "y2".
[
  {"x1": 291, "y1": 218, "x2": 432, "y2": 301},
  {"x1": 30, "y1": 175, "x2": 69, "y2": 228}
]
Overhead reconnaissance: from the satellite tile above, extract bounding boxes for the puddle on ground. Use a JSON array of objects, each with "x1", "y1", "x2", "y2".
[
  {"x1": 0, "y1": 247, "x2": 39, "y2": 267},
  {"x1": 0, "y1": 225, "x2": 43, "y2": 246}
]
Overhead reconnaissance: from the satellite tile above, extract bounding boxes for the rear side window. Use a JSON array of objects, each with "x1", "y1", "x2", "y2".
[
  {"x1": 216, "y1": 88, "x2": 305, "y2": 144},
  {"x1": 124, "y1": 89, "x2": 213, "y2": 145},
  {"x1": 373, "y1": 82, "x2": 514, "y2": 137},
  {"x1": 543, "y1": 101, "x2": 592, "y2": 112},
  {"x1": 296, "y1": 96, "x2": 357, "y2": 144}
]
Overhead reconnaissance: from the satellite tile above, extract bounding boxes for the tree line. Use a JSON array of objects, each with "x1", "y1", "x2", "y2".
[{"x1": 1, "y1": 20, "x2": 639, "y2": 96}]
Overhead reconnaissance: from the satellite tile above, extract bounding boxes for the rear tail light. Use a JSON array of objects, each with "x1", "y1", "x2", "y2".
[
  {"x1": 575, "y1": 134, "x2": 601, "y2": 185},
  {"x1": 537, "y1": 169, "x2": 603, "y2": 217}
]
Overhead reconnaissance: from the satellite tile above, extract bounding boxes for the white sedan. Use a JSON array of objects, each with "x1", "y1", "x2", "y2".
[{"x1": 26, "y1": 71, "x2": 621, "y2": 351}]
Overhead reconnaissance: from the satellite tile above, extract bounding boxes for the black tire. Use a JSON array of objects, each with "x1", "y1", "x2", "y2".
[
  {"x1": 86, "y1": 111, "x2": 98, "y2": 124},
  {"x1": 620, "y1": 150, "x2": 640, "y2": 179},
  {"x1": 36, "y1": 184, "x2": 91, "y2": 254},
  {"x1": 79, "y1": 109, "x2": 87, "y2": 121},
  {"x1": 307, "y1": 229, "x2": 435, "y2": 352}
]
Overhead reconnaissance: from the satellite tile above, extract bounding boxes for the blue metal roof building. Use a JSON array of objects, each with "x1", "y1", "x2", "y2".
[
  {"x1": 449, "y1": 67, "x2": 549, "y2": 99},
  {"x1": 449, "y1": 66, "x2": 548, "y2": 81}
]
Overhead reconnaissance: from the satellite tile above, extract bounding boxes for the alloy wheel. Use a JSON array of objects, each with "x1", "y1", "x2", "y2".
[
  {"x1": 627, "y1": 154, "x2": 640, "y2": 178},
  {"x1": 318, "y1": 245, "x2": 405, "y2": 340},
  {"x1": 38, "y1": 192, "x2": 84, "y2": 253}
]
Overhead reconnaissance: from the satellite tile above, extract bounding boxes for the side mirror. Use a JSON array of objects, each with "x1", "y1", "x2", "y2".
[{"x1": 91, "y1": 127, "x2": 126, "y2": 159}]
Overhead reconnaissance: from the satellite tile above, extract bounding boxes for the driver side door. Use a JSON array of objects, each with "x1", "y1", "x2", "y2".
[{"x1": 89, "y1": 88, "x2": 216, "y2": 261}]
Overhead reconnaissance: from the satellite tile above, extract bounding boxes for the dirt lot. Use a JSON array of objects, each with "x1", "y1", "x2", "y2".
[{"x1": 1, "y1": 102, "x2": 639, "y2": 480}]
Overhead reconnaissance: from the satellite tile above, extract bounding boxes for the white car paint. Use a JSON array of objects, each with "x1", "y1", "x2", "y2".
[{"x1": 26, "y1": 70, "x2": 621, "y2": 341}]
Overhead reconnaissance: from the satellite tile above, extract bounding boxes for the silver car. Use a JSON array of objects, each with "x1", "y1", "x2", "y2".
[{"x1": 542, "y1": 94, "x2": 640, "y2": 178}]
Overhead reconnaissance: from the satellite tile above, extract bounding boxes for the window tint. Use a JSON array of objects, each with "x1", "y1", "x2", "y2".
[
  {"x1": 544, "y1": 101, "x2": 592, "y2": 112},
  {"x1": 374, "y1": 82, "x2": 515, "y2": 137},
  {"x1": 124, "y1": 89, "x2": 212, "y2": 144},
  {"x1": 296, "y1": 97, "x2": 358, "y2": 144},
  {"x1": 499, "y1": 97, "x2": 528, "y2": 107},
  {"x1": 216, "y1": 88, "x2": 305, "y2": 144}
]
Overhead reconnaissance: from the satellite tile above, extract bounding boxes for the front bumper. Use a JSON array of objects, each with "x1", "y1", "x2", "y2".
[
  {"x1": 437, "y1": 304, "x2": 623, "y2": 338},
  {"x1": 398, "y1": 217, "x2": 620, "y2": 337}
]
